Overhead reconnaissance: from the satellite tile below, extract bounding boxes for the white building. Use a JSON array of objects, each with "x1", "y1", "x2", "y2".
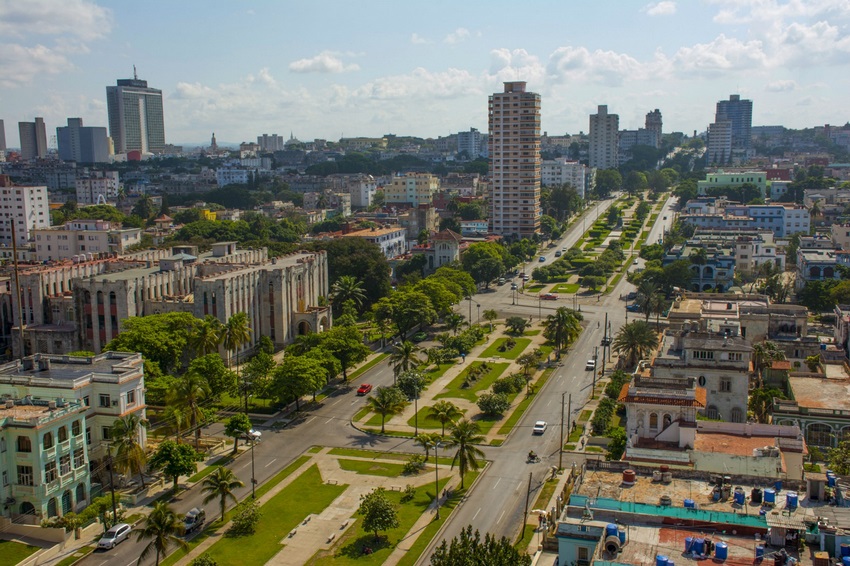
[
  {"x1": 707, "y1": 121, "x2": 732, "y2": 165},
  {"x1": 75, "y1": 171, "x2": 120, "y2": 205},
  {"x1": 680, "y1": 202, "x2": 810, "y2": 238},
  {"x1": 588, "y1": 105, "x2": 619, "y2": 170},
  {"x1": 347, "y1": 176, "x2": 377, "y2": 209},
  {"x1": 0, "y1": 178, "x2": 50, "y2": 247},
  {"x1": 33, "y1": 219, "x2": 142, "y2": 262},
  {"x1": 216, "y1": 168, "x2": 249, "y2": 186},
  {"x1": 383, "y1": 173, "x2": 440, "y2": 207},
  {"x1": 341, "y1": 226, "x2": 406, "y2": 259},
  {"x1": 257, "y1": 134, "x2": 285, "y2": 152},
  {"x1": 457, "y1": 128, "x2": 487, "y2": 158},
  {"x1": 540, "y1": 157, "x2": 587, "y2": 198}
]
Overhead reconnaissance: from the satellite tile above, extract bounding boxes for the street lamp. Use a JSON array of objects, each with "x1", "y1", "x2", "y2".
[
  {"x1": 465, "y1": 296, "x2": 473, "y2": 323},
  {"x1": 538, "y1": 295, "x2": 542, "y2": 321},
  {"x1": 247, "y1": 429, "x2": 262, "y2": 498},
  {"x1": 476, "y1": 303, "x2": 481, "y2": 325},
  {"x1": 434, "y1": 440, "x2": 442, "y2": 520}
]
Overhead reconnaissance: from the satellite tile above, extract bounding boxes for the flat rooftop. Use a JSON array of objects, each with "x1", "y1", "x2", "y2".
[
  {"x1": 788, "y1": 375, "x2": 850, "y2": 409},
  {"x1": 693, "y1": 432, "x2": 781, "y2": 458},
  {"x1": 0, "y1": 352, "x2": 141, "y2": 383}
]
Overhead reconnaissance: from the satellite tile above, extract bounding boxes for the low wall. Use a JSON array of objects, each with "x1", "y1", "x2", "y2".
[{"x1": 0, "y1": 517, "x2": 65, "y2": 544}]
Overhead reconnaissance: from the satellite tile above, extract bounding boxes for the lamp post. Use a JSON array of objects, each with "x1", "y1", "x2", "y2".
[
  {"x1": 538, "y1": 295, "x2": 542, "y2": 321},
  {"x1": 476, "y1": 303, "x2": 481, "y2": 325},
  {"x1": 434, "y1": 441, "x2": 442, "y2": 520},
  {"x1": 247, "y1": 429, "x2": 262, "y2": 498},
  {"x1": 466, "y1": 296, "x2": 473, "y2": 323}
]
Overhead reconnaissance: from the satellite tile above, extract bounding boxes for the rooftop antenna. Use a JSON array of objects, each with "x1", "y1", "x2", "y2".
[{"x1": 133, "y1": 65, "x2": 138, "y2": 80}]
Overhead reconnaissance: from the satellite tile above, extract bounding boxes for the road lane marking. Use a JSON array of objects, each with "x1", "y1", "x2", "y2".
[
  {"x1": 546, "y1": 398, "x2": 552, "y2": 407},
  {"x1": 472, "y1": 508, "x2": 481, "y2": 521},
  {"x1": 493, "y1": 478, "x2": 501, "y2": 489},
  {"x1": 239, "y1": 462, "x2": 251, "y2": 470},
  {"x1": 331, "y1": 398, "x2": 342, "y2": 406},
  {"x1": 305, "y1": 417, "x2": 317, "y2": 424},
  {"x1": 325, "y1": 418, "x2": 334, "y2": 424},
  {"x1": 264, "y1": 458, "x2": 277, "y2": 468},
  {"x1": 498, "y1": 510, "x2": 506, "y2": 523}
]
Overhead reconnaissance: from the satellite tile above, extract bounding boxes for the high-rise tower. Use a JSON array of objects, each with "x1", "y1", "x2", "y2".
[
  {"x1": 715, "y1": 94, "x2": 752, "y2": 151},
  {"x1": 589, "y1": 105, "x2": 619, "y2": 170},
  {"x1": 18, "y1": 118, "x2": 48, "y2": 160},
  {"x1": 488, "y1": 82, "x2": 541, "y2": 238},
  {"x1": 645, "y1": 109, "x2": 662, "y2": 148},
  {"x1": 106, "y1": 70, "x2": 165, "y2": 154}
]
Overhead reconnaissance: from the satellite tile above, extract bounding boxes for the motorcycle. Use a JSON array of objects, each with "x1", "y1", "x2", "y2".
[{"x1": 527, "y1": 454, "x2": 541, "y2": 463}]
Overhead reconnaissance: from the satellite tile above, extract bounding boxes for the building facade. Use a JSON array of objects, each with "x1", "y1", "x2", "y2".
[
  {"x1": 456, "y1": 128, "x2": 487, "y2": 158},
  {"x1": 56, "y1": 118, "x2": 109, "y2": 164},
  {"x1": 341, "y1": 227, "x2": 406, "y2": 259},
  {"x1": 33, "y1": 220, "x2": 142, "y2": 262},
  {"x1": 716, "y1": 94, "x2": 753, "y2": 152},
  {"x1": 707, "y1": 121, "x2": 733, "y2": 165},
  {"x1": 0, "y1": 178, "x2": 50, "y2": 247},
  {"x1": 215, "y1": 168, "x2": 249, "y2": 186},
  {"x1": 18, "y1": 118, "x2": 48, "y2": 161},
  {"x1": 588, "y1": 105, "x2": 619, "y2": 170},
  {"x1": 645, "y1": 108, "x2": 662, "y2": 145},
  {"x1": 75, "y1": 171, "x2": 120, "y2": 205},
  {"x1": 540, "y1": 158, "x2": 587, "y2": 198},
  {"x1": 488, "y1": 82, "x2": 541, "y2": 238},
  {"x1": 106, "y1": 76, "x2": 165, "y2": 154},
  {"x1": 257, "y1": 134, "x2": 285, "y2": 152},
  {"x1": 383, "y1": 173, "x2": 440, "y2": 207}
]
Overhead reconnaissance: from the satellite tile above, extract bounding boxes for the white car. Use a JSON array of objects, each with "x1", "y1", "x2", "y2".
[
  {"x1": 532, "y1": 421, "x2": 547, "y2": 435},
  {"x1": 97, "y1": 523, "x2": 131, "y2": 549},
  {"x1": 586, "y1": 359, "x2": 596, "y2": 371}
]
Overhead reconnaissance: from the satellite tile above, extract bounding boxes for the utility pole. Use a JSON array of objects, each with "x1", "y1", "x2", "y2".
[
  {"x1": 593, "y1": 346, "x2": 599, "y2": 397},
  {"x1": 601, "y1": 313, "x2": 608, "y2": 375},
  {"x1": 523, "y1": 471, "x2": 533, "y2": 538},
  {"x1": 106, "y1": 445, "x2": 118, "y2": 524},
  {"x1": 559, "y1": 393, "x2": 571, "y2": 470}
]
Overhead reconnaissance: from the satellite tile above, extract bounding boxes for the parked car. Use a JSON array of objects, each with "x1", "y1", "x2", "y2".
[
  {"x1": 554, "y1": 251, "x2": 562, "y2": 257},
  {"x1": 511, "y1": 283, "x2": 518, "y2": 290},
  {"x1": 532, "y1": 421, "x2": 548, "y2": 435},
  {"x1": 633, "y1": 259, "x2": 639, "y2": 265},
  {"x1": 538, "y1": 256, "x2": 546, "y2": 262},
  {"x1": 498, "y1": 277, "x2": 506, "y2": 285},
  {"x1": 585, "y1": 359, "x2": 596, "y2": 371},
  {"x1": 412, "y1": 331, "x2": 428, "y2": 342},
  {"x1": 626, "y1": 304, "x2": 641, "y2": 312},
  {"x1": 357, "y1": 384, "x2": 373, "y2": 396},
  {"x1": 539, "y1": 293, "x2": 559, "y2": 300},
  {"x1": 97, "y1": 523, "x2": 131, "y2": 550},
  {"x1": 184, "y1": 508, "x2": 206, "y2": 534},
  {"x1": 522, "y1": 274, "x2": 530, "y2": 281},
  {"x1": 626, "y1": 291, "x2": 638, "y2": 300}
]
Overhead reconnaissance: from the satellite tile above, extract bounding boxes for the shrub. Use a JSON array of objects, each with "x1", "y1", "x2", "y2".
[
  {"x1": 228, "y1": 500, "x2": 261, "y2": 537},
  {"x1": 591, "y1": 398, "x2": 618, "y2": 435},
  {"x1": 492, "y1": 374, "x2": 525, "y2": 395},
  {"x1": 605, "y1": 370, "x2": 631, "y2": 400},
  {"x1": 401, "y1": 484, "x2": 417, "y2": 502},
  {"x1": 403, "y1": 454, "x2": 426, "y2": 475},
  {"x1": 190, "y1": 555, "x2": 218, "y2": 566},
  {"x1": 498, "y1": 338, "x2": 517, "y2": 352},
  {"x1": 477, "y1": 392, "x2": 511, "y2": 416}
]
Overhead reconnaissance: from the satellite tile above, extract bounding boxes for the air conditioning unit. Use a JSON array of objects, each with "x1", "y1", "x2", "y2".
[{"x1": 111, "y1": 400, "x2": 118, "y2": 406}]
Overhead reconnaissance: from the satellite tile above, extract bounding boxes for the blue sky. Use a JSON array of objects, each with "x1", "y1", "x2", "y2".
[{"x1": 2, "y1": 0, "x2": 849, "y2": 147}]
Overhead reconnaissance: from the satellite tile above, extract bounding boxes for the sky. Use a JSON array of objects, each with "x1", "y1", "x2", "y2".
[{"x1": 2, "y1": 0, "x2": 850, "y2": 147}]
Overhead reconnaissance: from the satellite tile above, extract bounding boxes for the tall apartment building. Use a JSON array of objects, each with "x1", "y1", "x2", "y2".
[
  {"x1": 588, "y1": 105, "x2": 619, "y2": 170},
  {"x1": 0, "y1": 119, "x2": 6, "y2": 151},
  {"x1": 383, "y1": 173, "x2": 440, "y2": 207},
  {"x1": 457, "y1": 128, "x2": 487, "y2": 158},
  {"x1": 257, "y1": 134, "x2": 285, "y2": 152},
  {"x1": 715, "y1": 94, "x2": 752, "y2": 151},
  {"x1": 18, "y1": 118, "x2": 48, "y2": 161},
  {"x1": 707, "y1": 121, "x2": 732, "y2": 165},
  {"x1": 347, "y1": 175, "x2": 377, "y2": 208},
  {"x1": 645, "y1": 109, "x2": 662, "y2": 145},
  {"x1": 33, "y1": 219, "x2": 142, "y2": 262},
  {"x1": 618, "y1": 129, "x2": 659, "y2": 165},
  {"x1": 57, "y1": 118, "x2": 109, "y2": 163},
  {"x1": 106, "y1": 74, "x2": 165, "y2": 154},
  {"x1": 488, "y1": 82, "x2": 541, "y2": 238},
  {"x1": 0, "y1": 176, "x2": 50, "y2": 246},
  {"x1": 75, "y1": 171, "x2": 120, "y2": 205},
  {"x1": 540, "y1": 157, "x2": 587, "y2": 198}
]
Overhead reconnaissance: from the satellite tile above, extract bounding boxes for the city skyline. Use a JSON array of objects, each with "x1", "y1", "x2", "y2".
[{"x1": 1, "y1": 0, "x2": 849, "y2": 148}]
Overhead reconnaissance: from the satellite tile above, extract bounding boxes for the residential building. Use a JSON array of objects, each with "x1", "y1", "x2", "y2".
[
  {"x1": 680, "y1": 201, "x2": 810, "y2": 237},
  {"x1": 662, "y1": 238, "x2": 736, "y2": 292},
  {"x1": 716, "y1": 94, "x2": 753, "y2": 152},
  {"x1": 383, "y1": 173, "x2": 440, "y2": 207},
  {"x1": 303, "y1": 190, "x2": 351, "y2": 217},
  {"x1": 456, "y1": 128, "x2": 487, "y2": 158},
  {"x1": 412, "y1": 229, "x2": 465, "y2": 273},
  {"x1": 644, "y1": 108, "x2": 662, "y2": 145},
  {"x1": 796, "y1": 248, "x2": 841, "y2": 290},
  {"x1": 257, "y1": 134, "x2": 285, "y2": 152},
  {"x1": 0, "y1": 395, "x2": 90, "y2": 521},
  {"x1": 106, "y1": 75, "x2": 165, "y2": 154},
  {"x1": 32, "y1": 220, "x2": 141, "y2": 262},
  {"x1": 18, "y1": 118, "x2": 48, "y2": 161},
  {"x1": 56, "y1": 118, "x2": 109, "y2": 163},
  {"x1": 0, "y1": 176, "x2": 50, "y2": 246},
  {"x1": 488, "y1": 81, "x2": 541, "y2": 238},
  {"x1": 0, "y1": 119, "x2": 6, "y2": 151},
  {"x1": 697, "y1": 170, "x2": 767, "y2": 198},
  {"x1": 215, "y1": 168, "x2": 249, "y2": 186},
  {"x1": 397, "y1": 204, "x2": 438, "y2": 241},
  {"x1": 706, "y1": 121, "x2": 732, "y2": 165},
  {"x1": 340, "y1": 226, "x2": 406, "y2": 259},
  {"x1": 459, "y1": 219, "x2": 488, "y2": 237},
  {"x1": 588, "y1": 105, "x2": 618, "y2": 170},
  {"x1": 831, "y1": 223, "x2": 850, "y2": 251},
  {"x1": 680, "y1": 230, "x2": 784, "y2": 275},
  {"x1": 617, "y1": 128, "x2": 659, "y2": 164},
  {"x1": 540, "y1": 157, "x2": 587, "y2": 198},
  {"x1": 347, "y1": 175, "x2": 377, "y2": 208},
  {"x1": 75, "y1": 171, "x2": 120, "y2": 205}
]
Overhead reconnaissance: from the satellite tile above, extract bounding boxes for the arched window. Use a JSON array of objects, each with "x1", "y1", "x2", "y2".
[
  {"x1": 57, "y1": 426, "x2": 68, "y2": 443},
  {"x1": 72, "y1": 420, "x2": 81, "y2": 437},
  {"x1": 730, "y1": 407, "x2": 744, "y2": 423},
  {"x1": 649, "y1": 413, "x2": 658, "y2": 430},
  {"x1": 47, "y1": 497, "x2": 58, "y2": 518},
  {"x1": 61, "y1": 490, "x2": 72, "y2": 515},
  {"x1": 705, "y1": 406, "x2": 719, "y2": 420},
  {"x1": 19, "y1": 502, "x2": 35, "y2": 516},
  {"x1": 43, "y1": 432, "x2": 54, "y2": 449},
  {"x1": 806, "y1": 423, "x2": 833, "y2": 447},
  {"x1": 17, "y1": 436, "x2": 31, "y2": 453},
  {"x1": 75, "y1": 483, "x2": 86, "y2": 505},
  {"x1": 663, "y1": 414, "x2": 672, "y2": 428},
  {"x1": 809, "y1": 266, "x2": 821, "y2": 278}
]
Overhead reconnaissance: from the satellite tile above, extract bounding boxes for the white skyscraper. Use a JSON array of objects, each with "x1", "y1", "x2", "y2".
[{"x1": 589, "y1": 105, "x2": 619, "y2": 170}]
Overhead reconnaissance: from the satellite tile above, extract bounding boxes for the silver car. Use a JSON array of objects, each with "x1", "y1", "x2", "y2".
[{"x1": 97, "y1": 523, "x2": 131, "y2": 549}]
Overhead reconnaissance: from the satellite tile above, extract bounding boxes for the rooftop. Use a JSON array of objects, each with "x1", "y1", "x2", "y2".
[
  {"x1": 341, "y1": 226, "x2": 404, "y2": 238},
  {"x1": 693, "y1": 432, "x2": 784, "y2": 458},
  {"x1": 0, "y1": 352, "x2": 143, "y2": 384},
  {"x1": 787, "y1": 375, "x2": 850, "y2": 410}
]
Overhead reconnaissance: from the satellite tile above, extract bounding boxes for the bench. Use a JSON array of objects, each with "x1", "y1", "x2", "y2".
[
  {"x1": 341, "y1": 519, "x2": 350, "y2": 530},
  {"x1": 327, "y1": 533, "x2": 336, "y2": 543},
  {"x1": 302, "y1": 516, "x2": 311, "y2": 525},
  {"x1": 288, "y1": 529, "x2": 297, "y2": 538}
]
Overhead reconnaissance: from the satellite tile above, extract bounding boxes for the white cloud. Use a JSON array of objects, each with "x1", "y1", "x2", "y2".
[
  {"x1": 670, "y1": 34, "x2": 768, "y2": 75},
  {"x1": 0, "y1": 0, "x2": 112, "y2": 41},
  {"x1": 289, "y1": 51, "x2": 360, "y2": 73},
  {"x1": 410, "y1": 33, "x2": 428, "y2": 45},
  {"x1": 709, "y1": 0, "x2": 850, "y2": 25},
  {"x1": 353, "y1": 67, "x2": 481, "y2": 100},
  {"x1": 444, "y1": 28, "x2": 471, "y2": 44},
  {"x1": 547, "y1": 46, "x2": 645, "y2": 86},
  {"x1": 644, "y1": 2, "x2": 676, "y2": 16},
  {"x1": 765, "y1": 80, "x2": 798, "y2": 92},
  {"x1": 0, "y1": 43, "x2": 71, "y2": 88}
]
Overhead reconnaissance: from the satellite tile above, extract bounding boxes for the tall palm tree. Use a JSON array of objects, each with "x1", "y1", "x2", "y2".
[
  {"x1": 612, "y1": 321, "x2": 659, "y2": 369},
  {"x1": 389, "y1": 340, "x2": 423, "y2": 379},
  {"x1": 365, "y1": 386, "x2": 408, "y2": 433},
  {"x1": 636, "y1": 280, "x2": 661, "y2": 323},
  {"x1": 201, "y1": 466, "x2": 244, "y2": 523},
  {"x1": 482, "y1": 309, "x2": 499, "y2": 332},
  {"x1": 445, "y1": 313, "x2": 466, "y2": 335},
  {"x1": 190, "y1": 315, "x2": 224, "y2": 356},
  {"x1": 544, "y1": 307, "x2": 583, "y2": 353},
  {"x1": 223, "y1": 312, "x2": 252, "y2": 368},
  {"x1": 446, "y1": 419, "x2": 485, "y2": 489},
  {"x1": 162, "y1": 403, "x2": 189, "y2": 444},
  {"x1": 415, "y1": 432, "x2": 442, "y2": 461},
  {"x1": 752, "y1": 340, "x2": 786, "y2": 375},
  {"x1": 133, "y1": 501, "x2": 188, "y2": 566},
  {"x1": 426, "y1": 400, "x2": 463, "y2": 436},
  {"x1": 330, "y1": 275, "x2": 366, "y2": 314},
  {"x1": 110, "y1": 414, "x2": 149, "y2": 488},
  {"x1": 648, "y1": 292, "x2": 669, "y2": 329},
  {"x1": 167, "y1": 372, "x2": 211, "y2": 449}
]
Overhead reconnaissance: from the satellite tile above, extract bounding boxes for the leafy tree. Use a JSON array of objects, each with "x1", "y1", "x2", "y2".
[
  {"x1": 224, "y1": 413, "x2": 252, "y2": 454},
  {"x1": 396, "y1": 369, "x2": 428, "y2": 401},
  {"x1": 358, "y1": 488, "x2": 400, "y2": 543},
  {"x1": 797, "y1": 280, "x2": 839, "y2": 312},
  {"x1": 612, "y1": 321, "x2": 659, "y2": 369},
  {"x1": 188, "y1": 354, "x2": 237, "y2": 400},
  {"x1": 432, "y1": 266, "x2": 477, "y2": 298},
  {"x1": 623, "y1": 171, "x2": 648, "y2": 197},
  {"x1": 168, "y1": 371, "x2": 211, "y2": 448},
  {"x1": 748, "y1": 388, "x2": 786, "y2": 423},
  {"x1": 321, "y1": 324, "x2": 370, "y2": 381},
  {"x1": 445, "y1": 313, "x2": 467, "y2": 335},
  {"x1": 131, "y1": 194, "x2": 155, "y2": 220},
  {"x1": 639, "y1": 243, "x2": 665, "y2": 261},
  {"x1": 111, "y1": 414, "x2": 149, "y2": 487},
  {"x1": 304, "y1": 347, "x2": 342, "y2": 385},
  {"x1": 581, "y1": 275, "x2": 606, "y2": 292},
  {"x1": 482, "y1": 309, "x2": 499, "y2": 331},
  {"x1": 133, "y1": 501, "x2": 188, "y2": 566},
  {"x1": 827, "y1": 439, "x2": 850, "y2": 475},
  {"x1": 414, "y1": 278, "x2": 459, "y2": 317},
  {"x1": 201, "y1": 467, "x2": 244, "y2": 522},
  {"x1": 430, "y1": 525, "x2": 531, "y2": 566},
  {"x1": 505, "y1": 316, "x2": 530, "y2": 335},
  {"x1": 477, "y1": 392, "x2": 511, "y2": 416},
  {"x1": 457, "y1": 202, "x2": 484, "y2": 221},
  {"x1": 426, "y1": 400, "x2": 463, "y2": 436},
  {"x1": 752, "y1": 341, "x2": 786, "y2": 374},
  {"x1": 606, "y1": 205, "x2": 622, "y2": 226},
  {"x1": 594, "y1": 169, "x2": 622, "y2": 198},
  {"x1": 366, "y1": 386, "x2": 408, "y2": 433},
  {"x1": 330, "y1": 275, "x2": 366, "y2": 316},
  {"x1": 106, "y1": 312, "x2": 201, "y2": 375},
  {"x1": 228, "y1": 500, "x2": 261, "y2": 536},
  {"x1": 241, "y1": 351, "x2": 276, "y2": 401},
  {"x1": 308, "y1": 238, "x2": 391, "y2": 308},
  {"x1": 375, "y1": 289, "x2": 438, "y2": 339},
  {"x1": 805, "y1": 354, "x2": 821, "y2": 372},
  {"x1": 662, "y1": 259, "x2": 693, "y2": 293},
  {"x1": 606, "y1": 427, "x2": 627, "y2": 461},
  {"x1": 190, "y1": 555, "x2": 218, "y2": 566},
  {"x1": 446, "y1": 419, "x2": 485, "y2": 488},
  {"x1": 830, "y1": 280, "x2": 850, "y2": 305},
  {"x1": 462, "y1": 242, "x2": 507, "y2": 288},
  {"x1": 271, "y1": 355, "x2": 326, "y2": 410},
  {"x1": 148, "y1": 441, "x2": 200, "y2": 492}
]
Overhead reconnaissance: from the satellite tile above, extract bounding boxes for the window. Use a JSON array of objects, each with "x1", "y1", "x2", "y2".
[
  {"x1": 86, "y1": 428, "x2": 91, "y2": 445},
  {"x1": 44, "y1": 461, "x2": 57, "y2": 483},
  {"x1": 705, "y1": 406, "x2": 720, "y2": 420},
  {"x1": 720, "y1": 377, "x2": 732, "y2": 392},
  {"x1": 126, "y1": 390, "x2": 135, "y2": 405},
  {"x1": 693, "y1": 350, "x2": 714, "y2": 360},
  {"x1": 729, "y1": 352, "x2": 743, "y2": 362},
  {"x1": 649, "y1": 413, "x2": 659, "y2": 430},
  {"x1": 2, "y1": 471, "x2": 7, "y2": 486},
  {"x1": 730, "y1": 408, "x2": 744, "y2": 423},
  {"x1": 99, "y1": 394, "x2": 110, "y2": 408},
  {"x1": 58, "y1": 426, "x2": 68, "y2": 443},
  {"x1": 0, "y1": 437, "x2": 5, "y2": 452},
  {"x1": 578, "y1": 547, "x2": 590, "y2": 560},
  {"x1": 17, "y1": 465, "x2": 33, "y2": 486},
  {"x1": 43, "y1": 432, "x2": 54, "y2": 449},
  {"x1": 73, "y1": 448, "x2": 85, "y2": 469},
  {"x1": 101, "y1": 427, "x2": 111, "y2": 441},
  {"x1": 83, "y1": 396, "x2": 90, "y2": 407},
  {"x1": 72, "y1": 420, "x2": 81, "y2": 437},
  {"x1": 60, "y1": 454, "x2": 71, "y2": 475}
]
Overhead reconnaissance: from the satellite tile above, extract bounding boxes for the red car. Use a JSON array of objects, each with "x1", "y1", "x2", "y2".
[
  {"x1": 356, "y1": 384, "x2": 373, "y2": 396},
  {"x1": 539, "y1": 293, "x2": 559, "y2": 300}
]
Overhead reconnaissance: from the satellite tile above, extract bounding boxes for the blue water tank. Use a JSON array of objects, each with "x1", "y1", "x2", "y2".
[
  {"x1": 694, "y1": 538, "x2": 705, "y2": 554},
  {"x1": 756, "y1": 544, "x2": 765, "y2": 559},
  {"x1": 841, "y1": 543, "x2": 850, "y2": 557},
  {"x1": 713, "y1": 490, "x2": 721, "y2": 501},
  {"x1": 606, "y1": 523, "x2": 618, "y2": 538},
  {"x1": 829, "y1": 474, "x2": 837, "y2": 487},
  {"x1": 656, "y1": 555, "x2": 668, "y2": 566},
  {"x1": 764, "y1": 488, "x2": 776, "y2": 504},
  {"x1": 775, "y1": 480, "x2": 783, "y2": 492},
  {"x1": 786, "y1": 491, "x2": 798, "y2": 509},
  {"x1": 734, "y1": 490, "x2": 745, "y2": 505},
  {"x1": 843, "y1": 557, "x2": 850, "y2": 566},
  {"x1": 618, "y1": 525, "x2": 626, "y2": 545},
  {"x1": 759, "y1": 508, "x2": 767, "y2": 516},
  {"x1": 684, "y1": 498, "x2": 695, "y2": 508},
  {"x1": 715, "y1": 542, "x2": 729, "y2": 561},
  {"x1": 685, "y1": 536, "x2": 694, "y2": 553},
  {"x1": 821, "y1": 343, "x2": 827, "y2": 350}
]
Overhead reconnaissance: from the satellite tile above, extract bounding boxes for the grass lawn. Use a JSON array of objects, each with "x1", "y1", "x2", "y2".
[
  {"x1": 568, "y1": 425, "x2": 584, "y2": 443},
  {"x1": 308, "y1": 446, "x2": 323, "y2": 454},
  {"x1": 217, "y1": 392, "x2": 277, "y2": 414},
  {"x1": 472, "y1": 414, "x2": 504, "y2": 436},
  {"x1": 353, "y1": 406, "x2": 371, "y2": 422},
  {"x1": 514, "y1": 523, "x2": 536, "y2": 550},
  {"x1": 525, "y1": 284, "x2": 544, "y2": 292},
  {"x1": 406, "y1": 404, "x2": 467, "y2": 431},
  {"x1": 564, "y1": 443, "x2": 576, "y2": 451},
  {"x1": 202, "y1": 465, "x2": 347, "y2": 566},
  {"x1": 347, "y1": 353, "x2": 389, "y2": 381},
  {"x1": 187, "y1": 456, "x2": 234, "y2": 483},
  {"x1": 328, "y1": 447, "x2": 454, "y2": 466},
  {"x1": 605, "y1": 271, "x2": 626, "y2": 293},
  {"x1": 0, "y1": 540, "x2": 40, "y2": 565},
  {"x1": 480, "y1": 337, "x2": 531, "y2": 360},
  {"x1": 579, "y1": 409, "x2": 592, "y2": 423},
  {"x1": 523, "y1": 330, "x2": 541, "y2": 336},
  {"x1": 586, "y1": 446, "x2": 604, "y2": 453},
  {"x1": 425, "y1": 363, "x2": 454, "y2": 380},
  {"x1": 337, "y1": 459, "x2": 408, "y2": 477},
  {"x1": 551, "y1": 283, "x2": 580, "y2": 294},
  {"x1": 55, "y1": 545, "x2": 95, "y2": 566},
  {"x1": 433, "y1": 362, "x2": 509, "y2": 402}
]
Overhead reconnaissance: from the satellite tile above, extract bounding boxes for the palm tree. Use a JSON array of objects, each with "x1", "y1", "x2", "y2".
[
  {"x1": 445, "y1": 313, "x2": 466, "y2": 335},
  {"x1": 222, "y1": 312, "x2": 252, "y2": 369},
  {"x1": 648, "y1": 292, "x2": 669, "y2": 329},
  {"x1": 201, "y1": 467, "x2": 244, "y2": 523},
  {"x1": 446, "y1": 419, "x2": 485, "y2": 489},
  {"x1": 133, "y1": 501, "x2": 188, "y2": 566},
  {"x1": 544, "y1": 307, "x2": 582, "y2": 354},
  {"x1": 482, "y1": 309, "x2": 498, "y2": 332},
  {"x1": 415, "y1": 432, "x2": 442, "y2": 461},
  {"x1": 190, "y1": 315, "x2": 224, "y2": 356},
  {"x1": 389, "y1": 340, "x2": 423, "y2": 380},
  {"x1": 636, "y1": 280, "x2": 661, "y2": 323},
  {"x1": 365, "y1": 386, "x2": 408, "y2": 434},
  {"x1": 330, "y1": 275, "x2": 366, "y2": 314},
  {"x1": 612, "y1": 321, "x2": 659, "y2": 369},
  {"x1": 752, "y1": 340, "x2": 786, "y2": 375},
  {"x1": 426, "y1": 400, "x2": 463, "y2": 436},
  {"x1": 167, "y1": 371, "x2": 211, "y2": 449},
  {"x1": 162, "y1": 403, "x2": 189, "y2": 444},
  {"x1": 110, "y1": 414, "x2": 149, "y2": 488}
]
